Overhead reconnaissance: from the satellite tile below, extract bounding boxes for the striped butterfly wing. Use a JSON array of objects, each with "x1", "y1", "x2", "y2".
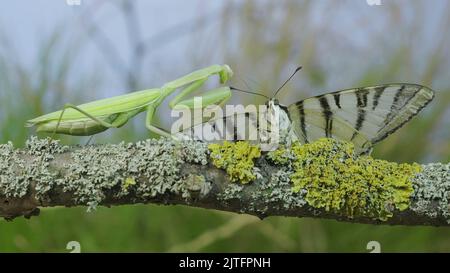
[
  {"x1": 287, "y1": 84, "x2": 435, "y2": 154},
  {"x1": 174, "y1": 103, "x2": 294, "y2": 152},
  {"x1": 173, "y1": 106, "x2": 263, "y2": 142}
]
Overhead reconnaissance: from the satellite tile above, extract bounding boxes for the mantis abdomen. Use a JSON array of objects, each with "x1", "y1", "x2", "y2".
[{"x1": 35, "y1": 114, "x2": 120, "y2": 136}]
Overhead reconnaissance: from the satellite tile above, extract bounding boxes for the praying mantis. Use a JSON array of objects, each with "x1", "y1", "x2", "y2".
[{"x1": 26, "y1": 65, "x2": 233, "y2": 138}]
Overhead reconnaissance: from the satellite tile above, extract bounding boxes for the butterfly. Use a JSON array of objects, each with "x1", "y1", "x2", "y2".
[{"x1": 173, "y1": 67, "x2": 435, "y2": 154}]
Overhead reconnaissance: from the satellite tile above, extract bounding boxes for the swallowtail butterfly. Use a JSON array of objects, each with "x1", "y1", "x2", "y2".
[{"x1": 175, "y1": 68, "x2": 435, "y2": 154}]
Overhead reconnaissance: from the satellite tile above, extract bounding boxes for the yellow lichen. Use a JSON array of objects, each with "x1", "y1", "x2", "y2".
[
  {"x1": 122, "y1": 177, "x2": 136, "y2": 191},
  {"x1": 208, "y1": 141, "x2": 261, "y2": 184},
  {"x1": 266, "y1": 146, "x2": 293, "y2": 165},
  {"x1": 286, "y1": 138, "x2": 421, "y2": 221}
]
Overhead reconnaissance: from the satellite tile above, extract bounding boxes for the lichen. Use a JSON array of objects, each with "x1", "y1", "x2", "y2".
[
  {"x1": 410, "y1": 163, "x2": 450, "y2": 222},
  {"x1": 266, "y1": 146, "x2": 296, "y2": 167},
  {"x1": 58, "y1": 139, "x2": 210, "y2": 210},
  {"x1": 208, "y1": 141, "x2": 261, "y2": 184},
  {"x1": 26, "y1": 137, "x2": 69, "y2": 202},
  {"x1": 60, "y1": 141, "x2": 132, "y2": 210},
  {"x1": 1, "y1": 137, "x2": 212, "y2": 213},
  {"x1": 122, "y1": 177, "x2": 136, "y2": 191},
  {"x1": 0, "y1": 141, "x2": 27, "y2": 198},
  {"x1": 0, "y1": 136, "x2": 68, "y2": 201},
  {"x1": 25, "y1": 136, "x2": 69, "y2": 156},
  {"x1": 177, "y1": 141, "x2": 209, "y2": 165},
  {"x1": 264, "y1": 169, "x2": 307, "y2": 209},
  {"x1": 217, "y1": 150, "x2": 307, "y2": 214},
  {"x1": 184, "y1": 174, "x2": 211, "y2": 199},
  {"x1": 2, "y1": 136, "x2": 438, "y2": 223},
  {"x1": 129, "y1": 139, "x2": 184, "y2": 200},
  {"x1": 217, "y1": 183, "x2": 244, "y2": 202},
  {"x1": 274, "y1": 138, "x2": 420, "y2": 221}
]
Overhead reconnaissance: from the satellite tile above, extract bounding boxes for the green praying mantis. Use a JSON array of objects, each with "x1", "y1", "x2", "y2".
[{"x1": 26, "y1": 65, "x2": 233, "y2": 138}]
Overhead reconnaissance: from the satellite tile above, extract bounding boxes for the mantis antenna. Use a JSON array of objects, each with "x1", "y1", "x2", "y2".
[{"x1": 273, "y1": 66, "x2": 302, "y2": 98}]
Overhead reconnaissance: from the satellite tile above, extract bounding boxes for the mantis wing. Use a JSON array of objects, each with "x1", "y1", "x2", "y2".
[{"x1": 26, "y1": 88, "x2": 161, "y2": 126}]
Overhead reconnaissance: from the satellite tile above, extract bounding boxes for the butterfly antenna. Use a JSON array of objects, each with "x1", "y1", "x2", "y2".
[
  {"x1": 230, "y1": 86, "x2": 269, "y2": 100},
  {"x1": 273, "y1": 66, "x2": 302, "y2": 98}
]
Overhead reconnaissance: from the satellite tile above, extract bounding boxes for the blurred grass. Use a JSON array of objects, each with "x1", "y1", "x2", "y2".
[
  {"x1": 1, "y1": 0, "x2": 450, "y2": 252},
  {"x1": 3, "y1": 206, "x2": 450, "y2": 252}
]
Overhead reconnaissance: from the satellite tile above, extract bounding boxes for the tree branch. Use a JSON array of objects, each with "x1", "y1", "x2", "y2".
[{"x1": 0, "y1": 136, "x2": 449, "y2": 226}]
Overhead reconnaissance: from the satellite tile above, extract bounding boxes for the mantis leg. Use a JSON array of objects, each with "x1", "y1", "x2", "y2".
[
  {"x1": 169, "y1": 86, "x2": 232, "y2": 110},
  {"x1": 168, "y1": 86, "x2": 232, "y2": 136},
  {"x1": 169, "y1": 78, "x2": 208, "y2": 109},
  {"x1": 85, "y1": 136, "x2": 95, "y2": 145},
  {"x1": 145, "y1": 85, "x2": 231, "y2": 140},
  {"x1": 158, "y1": 64, "x2": 232, "y2": 106},
  {"x1": 163, "y1": 64, "x2": 232, "y2": 91},
  {"x1": 142, "y1": 65, "x2": 233, "y2": 139},
  {"x1": 52, "y1": 103, "x2": 134, "y2": 137},
  {"x1": 145, "y1": 104, "x2": 173, "y2": 138},
  {"x1": 166, "y1": 73, "x2": 231, "y2": 110}
]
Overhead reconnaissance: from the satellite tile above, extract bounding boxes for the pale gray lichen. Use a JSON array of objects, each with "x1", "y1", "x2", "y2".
[
  {"x1": 131, "y1": 139, "x2": 184, "y2": 199},
  {"x1": 411, "y1": 163, "x2": 450, "y2": 222},
  {"x1": 177, "y1": 141, "x2": 209, "y2": 165},
  {"x1": 263, "y1": 169, "x2": 307, "y2": 209},
  {"x1": 245, "y1": 168, "x2": 306, "y2": 215},
  {"x1": 25, "y1": 136, "x2": 69, "y2": 156},
  {"x1": 57, "y1": 138, "x2": 210, "y2": 211},
  {"x1": 0, "y1": 137, "x2": 68, "y2": 200},
  {"x1": 26, "y1": 137, "x2": 69, "y2": 202},
  {"x1": 253, "y1": 167, "x2": 263, "y2": 180},
  {"x1": 0, "y1": 141, "x2": 27, "y2": 198},
  {"x1": 261, "y1": 149, "x2": 307, "y2": 211},
  {"x1": 217, "y1": 183, "x2": 244, "y2": 202},
  {"x1": 60, "y1": 141, "x2": 132, "y2": 211}
]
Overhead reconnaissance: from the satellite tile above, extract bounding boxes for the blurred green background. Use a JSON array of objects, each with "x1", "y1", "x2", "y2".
[{"x1": 1, "y1": 0, "x2": 450, "y2": 252}]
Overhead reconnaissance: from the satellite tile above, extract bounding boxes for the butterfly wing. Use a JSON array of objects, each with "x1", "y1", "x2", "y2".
[
  {"x1": 287, "y1": 84, "x2": 435, "y2": 154},
  {"x1": 172, "y1": 106, "x2": 262, "y2": 142}
]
